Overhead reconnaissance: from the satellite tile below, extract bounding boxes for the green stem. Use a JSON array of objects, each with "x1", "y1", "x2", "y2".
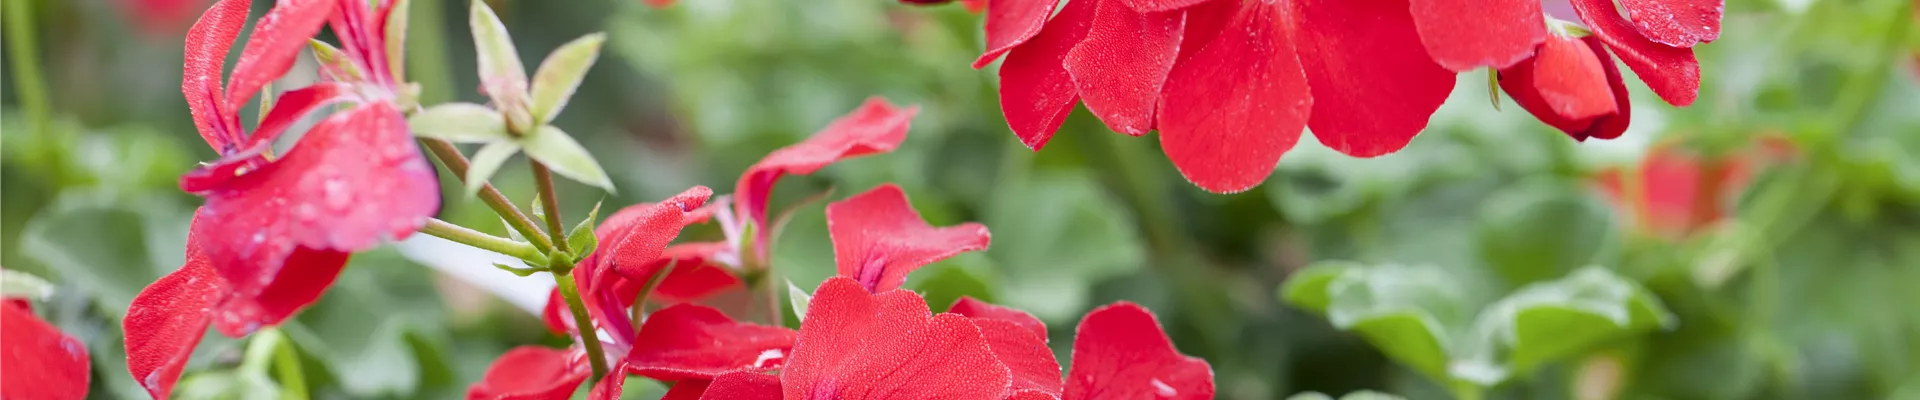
[
  {"x1": 272, "y1": 333, "x2": 309, "y2": 400},
  {"x1": 418, "y1": 138, "x2": 555, "y2": 252},
  {"x1": 553, "y1": 266, "x2": 610, "y2": 377},
  {"x1": 403, "y1": 0, "x2": 455, "y2": 105},
  {"x1": 419, "y1": 218, "x2": 546, "y2": 263},
  {"x1": 5, "y1": 0, "x2": 50, "y2": 138},
  {"x1": 531, "y1": 162, "x2": 573, "y2": 254}
]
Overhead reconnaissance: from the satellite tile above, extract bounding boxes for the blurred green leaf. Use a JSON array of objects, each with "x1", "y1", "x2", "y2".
[
  {"x1": 529, "y1": 33, "x2": 606, "y2": 124},
  {"x1": 985, "y1": 172, "x2": 1141, "y2": 322},
  {"x1": 788, "y1": 280, "x2": 811, "y2": 323},
  {"x1": 1, "y1": 269, "x2": 54, "y2": 300},
  {"x1": 910, "y1": 260, "x2": 995, "y2": 313},
  {"x1": 1283, "y1": 262, "x2": 1467, "y2": 382},
  {"x1": 1477, "y1": 268, "x2": 1675, "y2": 375},
  {"x1": 1476, "y1": 181, "x2": 1615, "y2": 286},
  {"x1": 409, "y1": 103, "x2": 510, "y2": 143},
  {"x1": 522, "y1": 125, "x2": 615, "y2": 192},
  {"x1": 465, "y1": 141, "x2": 520, "y2": 195},
  {"x1": 173, "y1": 369, "x2": 281, "y2": 400},
  {"x1": 19, "y1": 191, "x2": 186, "y2": 312}
]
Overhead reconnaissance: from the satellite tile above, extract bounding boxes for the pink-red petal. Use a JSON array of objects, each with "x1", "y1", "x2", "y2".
[
  {"x1": 607, "y1": 187, "x2": 714, "y2": 281},
  {"x1": 1618, "y1": 0, "x2": 1722, "y2": 47},
  {"x1": 626, "y1": 304, "x2": 798, "y2": 381},
  {"x1": 1, "y1": 301, "x2": 90, "y2": 400},
  {"x1": 1408, "y1": 0, "x2": 1546, "y2": 71},
  {"x1": 1531, "y1": 34, "x2": 1617, "y2": 122},
  {"x1": 222, "y1": 0, "x2": 336, "y2": 115},
  {"x1": 190, "y1": 103, "x2": 437, "y2": 309},
  {"x1": 124, "y1": 248, "x2": 223, "y2": 400},
  {"x1": 974, "y1": 0, "x2": 1064, "y2": 68},
  {"x1": 646, "y1": 243, "x2": 746, "y2": 303},
  {"x1": 1499, "y1": 36, "x2": 1632, "y2": 141},
  {"x1": 1120, "y1": 0, "x2": 1218, "y2": 13},
  {"x1": 209, "y1": 245, "x2": 349, "y2": 336},
  {"x1": 973, "y1": 318, "x2": 1063, "y2": 397},
  {"x1": 467, "y1": 347, "x2": 591, "y2": 400},
  {"x1": 734, "y1": 98, "x2": 916, "y2": 254},
  {"x1": 182, "y1": 0, "x2": 250, "y2": 149},
  {"x1": 697, "y1": 372, "x2": 783, "y2": 400},
  {"x1": 1297, "y1": 0, "x2": 1456, "y2": 157},
  {"x1": 246, "y1": 82, "x2": 355, "y2": 151},
  {"x1": 1062, "y1": 302, "x2": 1213, "y2": 400},
  {"x1": 1571, "y1": 0, "x2": 1700, "y2": 107},
  {"x1": 996, "y1": 0, "x2": 1097, "y2": 150},
  {"x1": 1063, "y1": 0, "x2": 1184, "y2": 136},
  {"x1": 948, "y1": 296, "x2": 1047, "y2": 339},
  {"x1": 826, "y1": 184, "x2": 991, "y2": 293},
  {"x1": 587, "y1": 368, "x2": 626, "y2": 400},
  {"x1": 1157, "y1": 0, "x2": 1311, "y2": 193},
  {"x1": 782, "y1": 277, "x2": 1011, "y2": 400}
]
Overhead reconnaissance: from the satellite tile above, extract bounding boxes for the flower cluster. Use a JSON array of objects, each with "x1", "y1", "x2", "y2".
[
  {"x1": 125, "y1": 0, "x2": 438, "y2": 397},
  {"x1": 949, "y1": 0, "x2": 1721, "y2": 192},
  {"x1": 467, "y1": 99, "x2": 1209, "y2": 399}
]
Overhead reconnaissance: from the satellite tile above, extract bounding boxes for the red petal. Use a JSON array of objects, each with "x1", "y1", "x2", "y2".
[
  {"x1": 1297, "y1": 0, "x2": 1456, "y2": 157},
  {"x1": 698, "y1": 372, "x2": 783, "y2": 399},
  {"x1": 1408, "y1": 0, "x2": 1546, "y2": 71},
  {"x1": 1157, "y1": 0, "x2": 1311, "y2": 193},
  {"x1": 124, "y1": 248, "x2": 222, "y2": 400},
  {"x1": 1618, "y1": 0, "x2": 1722, "y2": 47},
  {"x1": 223, "y1": 0, "x2": 336, "y2": 115},
  {"x1": 189, "y1": 103, "x2": 438, "y2": 311},
  {"x1": 541, "y1": 288, "x2": 571, "y2": 335},
  {"x1": 1173, "y1": 0, "x2": 1239, "y2": 64},
  {"x1": 246, "y1": 82, "x2": 355, "y2": 151},
  {"x1": 827, "y1": 184, "x2": 991, "y2": 293},
  {"x1": 973, "y1": 0, "x2": 1064, "y2": 68},
  {"x1": 1499, "y1": 36, "x2": 1632, "y2": 141},
  {"x1": 587, "y1": 366, "x2": 627, "y2": 400},
  {"x1": 627, "y1": 304, "x2": 798, "y2": 381},
  {"x1": 209, "y1": 245, "x2": 348, "y2": 336},
  {"x1": 996, "y1": 0, "x2": 1097, "y2": 149},
  {"x1": 974, "y1": 318, "x2": 1063, "y2": 397},
  {"x1": 782, "y1": 277, "x2": 1011, "y2": 400},
  {"x1": 1, "y1": 302, "x2": 90, "y2": 400},
  {"x1": 661, "y1": 379, "x2": 711, "y2": 400},
  {"x1": 1063, "y1": 0, "x2": 1184, "y2": 136},
  {"x1": 1120, "y1": 0, "x2": 1218, "y2": 13},
  {"x1": 649, "y1": 243, "x2": 746, "y2": 303},
  {"x1": 1571, "y1": 0, "x2": 1699, "y2": 106},
  {"x1": 467, "y1": 347, "x2": 591, "y2": 400},
  {"x1": 1062, "y1": 302, "x2": 1213, "y2": 400},
  {"x1": 962, "y1": 0, "x2": 989, "y2": 13},
  {"x1": 607, "y1": 187, "x2": 714, "y2": 281},
  {"x1": 734, "y1": 98, "x2": 916, "y2": 252},
  {"x1": 644, "y1": 0, "x2": 677, "y2": 8},
  {"x1": 1531, "y1": 34, "x2": 1617, "y2": 121},
  {"x1": 182, "y1": 0, "x2": 251, "y2": 149},
  {"x1": 948, "y1": 296, "x2": 1047, "y2": 339},
  {"x1": 1011, "y1": 390, "x2": 1064, "y2": 400}
]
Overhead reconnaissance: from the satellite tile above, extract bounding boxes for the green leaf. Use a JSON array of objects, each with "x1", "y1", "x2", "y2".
[
  {"x1": 19, "y1": 191, "x2": 186, "y2": 312},
  {"x1": 1278, "y1": 261, "x2": 1351, "y2": 314},
  {"x1": 464, "y1": 141, "x2": 520, "y2": 195},
  {"x1": 910, "y1": 260, "x2": 996, "y2": 313},
  {"x1": 529, "y1": 33, "x2": 606, "y2": 124},
  {"x1": 309, "y1": 40, "x2": 364, "y2": 82},
  {"x1": 520, "y1": 125, "x2": 614, "y2": 192},
  {"x1": 1477, "y1": 181, "x2": 1614, "y2": 286},
  {"x1": 384, "y1": 0, "x2": 409, "y2": 83},
  {"x1": 467, "y1": 0, "x2": 528, "y2": 118},
  {"x1": 173, "y1": 369, "x2": 281, "y2": 400},
  {"x1": 787, "y1": 280, "x2": 811, "y2": 323},
  {"x1": 0, "y1": 269, "x2": 53, "y2": 301},
  {"x1": 984, "y1": 172, "x2": 1142, "y2": 322},
  {"x1": 492, "y1": 262, "x2": 547, "y2": 277},
  {"x1": 1476, "y1": 267, "x2": 1675, "y2": 374},
  {"x1": 568, "y1": 200, "x2": 602, "y2": 264},
  {"x1": 1280, "y1": 262, "x2": 1472, "y2": 383},
  {"x1": 408, "y1": 103, "x2": 510, "y2": 143}
]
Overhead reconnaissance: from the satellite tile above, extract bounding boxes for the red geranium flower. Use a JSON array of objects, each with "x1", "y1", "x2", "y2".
[
  {"x1": 1, "y1": 299, "x2": 91, "y2": 399},
  {"x1": 732, "y1": 97, "x2": 919, "y2": 265},
  {"x1": 682, "y1": 277, "x2": 1213, "y2": 399},
  {"x1": 976, "y1": 0, "x2": 1720, "y2": 193},
  {"x1": 1594, "y1": 137, "x2": 1794, "y2": 239},
  {"x1": 827, "y1": 184, "x2": 991, "y2": 293},
  {"x1": 125, "y1": 0, "x2": 439, "y2": 397},
  {"x1": 1498, "y1": 0, "x2": 1708, "y2": 140}
]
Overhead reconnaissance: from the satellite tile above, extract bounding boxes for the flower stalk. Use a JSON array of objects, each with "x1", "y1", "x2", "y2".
[
  {"x1": 418, "y1": 218, "x2": 546, "y2": 264},
  {"x1": 418, "y1": 137, "x2": 555, "y2": 252}
]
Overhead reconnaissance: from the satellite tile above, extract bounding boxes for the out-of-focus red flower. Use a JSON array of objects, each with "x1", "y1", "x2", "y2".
[
  {"x1": 733, "y1": 97, "x2": 918, "y2": 264},
  {"x1": 975, "y1": 0, "x2": 1720, "y2": 193},
  {"x1": 126, "y1": 0, "x2": 440, "y2": 397},
  {"x1": 469, "y1": 346, "x2": 593, "y2": 400},
  {"x1": 1594, "y1": 137, "x2": 1794, "y2": 238},
  {"x1": 827, "y1": 184, "x2": 991, "y2": 293},
  {"x1": 123, "y1": 0, "x2": 212, "y2": 34},
  {"x1": 1, "y1": 300, "x2": 91, "y2": 399},
  {"x1": 687, "y1": 278, "x2": 1212, "y2": 400}
]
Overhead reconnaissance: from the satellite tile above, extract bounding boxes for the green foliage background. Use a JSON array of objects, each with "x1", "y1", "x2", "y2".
[{"x1": 4, "y1": 0, "x2": 1920, "y2": 398}]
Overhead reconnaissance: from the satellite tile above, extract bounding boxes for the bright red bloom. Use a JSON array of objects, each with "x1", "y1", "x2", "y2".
[
  {"x1": 1594, "y1": 138, "x2": 1793, "y2": 238},
  {"x1": 127, "y1": 0, "x2": 439, "y2": 396},
  {"x1": 827, "y1": 184, "x2": 992, "y2": 293},
  {"x1": 689, "y1": 278, "x2": 1212, "y2": 400},
  {"x1": 540, "y1": 187, "x2": 715, "y2": 347},
  {"x1": 1, "y1": 300, "x2": 91, "y2": 399},
  {"x1": 122, "y1": 0, "x2": 212, "y2": 34},
  {"x1": 625, "y1": 304, "x2": 797, "y2": 381},
  {"x1": 733, "y1": 97, "x2": 918, "y2": 263},
  {"x1": 469, "y1": 346, "x2": 593, "y2": 400},
  {"x1": 1499, "y1": 34, "x2": 1632, "y2": 141},
  {"x1": 978, "y1": 0, "x2": 1719, "y2": 193}
]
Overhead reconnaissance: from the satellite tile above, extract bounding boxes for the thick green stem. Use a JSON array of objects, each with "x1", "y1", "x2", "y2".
[
  {"x1": 5, "y1": 0, "x2": 50, "y2": 138},
  {"x1": 531, "y1": 162, "x2": 572, "y2": 254},
  {"x1": 419, "y1": 218, "x2": 546, "y2": 264},
  {"x1": 418, "y1": 138, "x2": 555, "y2": 252},
  {"x1": 554, "y1": 267, "x2": 610, "y2": 377}
]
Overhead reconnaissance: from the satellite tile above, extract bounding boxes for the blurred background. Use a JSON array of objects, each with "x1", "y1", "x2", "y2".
[{"x1": 4, "y1": 0, "x2": 1920, "y2": 398}]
